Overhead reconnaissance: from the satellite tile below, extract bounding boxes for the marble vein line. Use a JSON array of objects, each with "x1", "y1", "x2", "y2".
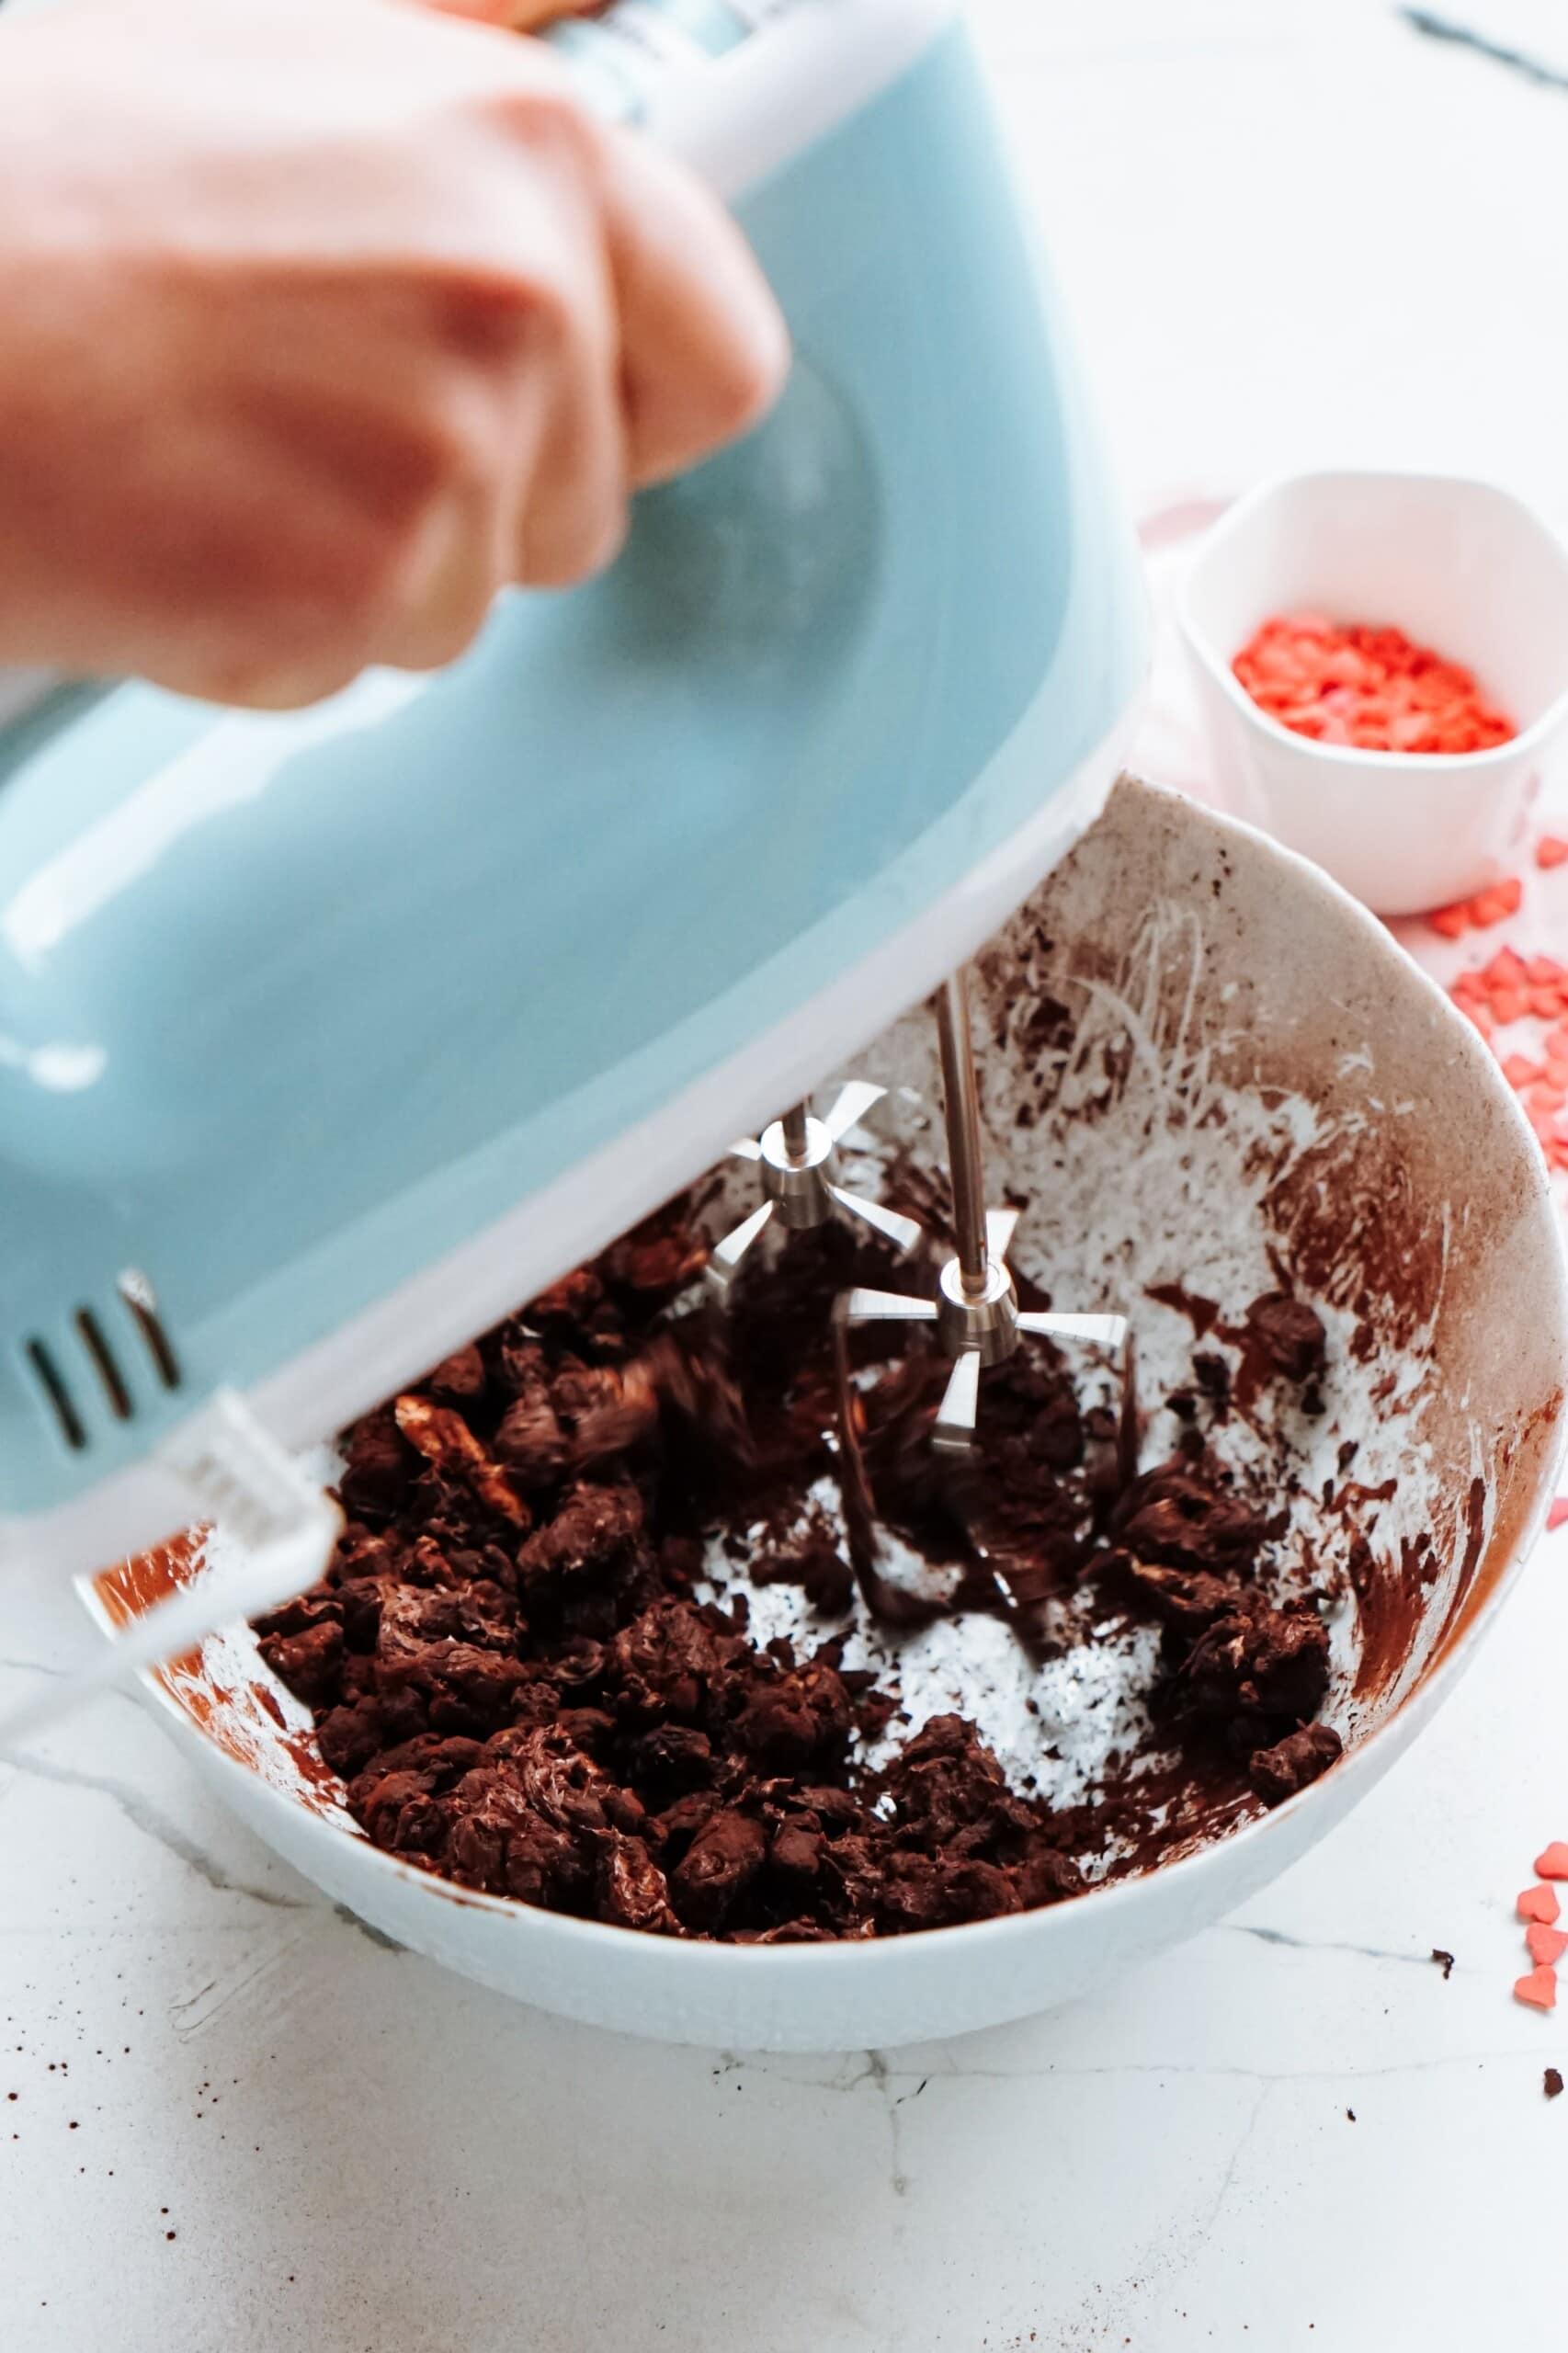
[
  {"x1": 1224, "y1": 1921, "x2": 1440, "y2": 1968},
  {"x1": 1401, "y1": 6, "x2": 1568, "y2": 92},
  {"x1": 867, "y1": 2051, "x2": 909, "y2": 2200},
  {"x1": 913, "y1": 2047, "x2": 1540, "y2": 2088},
  {"x1": 4, "y1": 1748, "x2": 310, "y2": 1910},
  {"x1": 1192, "y1": 2079, "x2": 1275, "y2": 2243},
  {"x1": 749, "y1": 2045, "x2": 1548, "y2": 2099}
]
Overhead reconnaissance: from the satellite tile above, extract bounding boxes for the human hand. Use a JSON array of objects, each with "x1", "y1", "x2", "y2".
[{"x1": 0, "y1": 0, "x2": 789, "y2": 706}]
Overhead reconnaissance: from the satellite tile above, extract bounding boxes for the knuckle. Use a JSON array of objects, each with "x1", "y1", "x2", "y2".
[
  {"x1": 707, "y1": 314, "x2": 791, "y2": 446},
  {"x1": 432, "y1": 262, "x2": 574, "y2": 369},
  {"x1": 482, "y1": 78, "x2": 603, "y2": 178}
]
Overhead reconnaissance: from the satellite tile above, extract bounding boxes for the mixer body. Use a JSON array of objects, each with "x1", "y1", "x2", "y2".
[{"x1": 0, "y1": 0, "x2": 1145, "y2": 1559}]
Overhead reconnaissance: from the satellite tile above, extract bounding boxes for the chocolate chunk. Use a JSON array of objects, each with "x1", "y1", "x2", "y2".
[
  {"x1": 753, "y1": 1527, "x2": 855, "y2": 1617},
  {"x1": 333, "y1": 1578, "x2": 385, "y2": 1652},
  {"x1": 603, "y1": 1219, "x2": 708, "y2": 1295},
  {"x1": 732, "y1": 1919, "x2": 844, "y2": 1945},
  {"x1": 436, "y1": 1730, "x2": 609, "y2": 1904},
  {"x1": 609, "y1": 1599, "x2": 742, "y2": 1726},
  {"x1": 670, "y1": 1811, "x2": 767, "y2": 1927},
  {"x1": 1029, "y1": 1389, "x2": 1085, "y2": 1472},
  {"x1": 884, "y1": 1715, "x2": 1032, "y2": 1846},
  {"x1": 252, "y1": 1589, "x2": 343, "y2": 1644},
  {"x1": 1546, "y1": 2068, "x2": 1563, "y2": 2100},
  {"x1": 355, "y1": 1768, "x2": 449, "y2": 1855},
  {"x1": 732, "y1": 1664, "x2": 851, "y2": 1771},
  {"x1": 629, "y1": 1724, "x2": 716, "y2": 1792},
  {"x1": 257, "y1": 1620, "x2": 345, "y2": 1709},
  {"x1": 425, "y1": 1344, "x2": 486, "y2": 1401},
  {"x1": 1179, "y1": 1597, "x2": 1331, "y2": 1742},
  {"x1": 528, "y1": 1267, "x2": 604, "y2": 1324},
  {"x1": 551, "y1": 1362, "x2": 659, "y2": 1466},
  {"x1": 1244, "y1": 1292, "x2": 1327, "y2": 1382},
  {"x1": 768, "y1": 1817, "x2": 824, "y2": 1887},
  {"x1": 493, "y1": 1383, "x2": 568, "y2": 1485},
  {"x1": 316, "y1": 1700, "x2": 387, "y2": 1779},
  {"x1": 1117, "y1": 1461, "x2": 1267, "y2": 1574},
  {"x1": 338, "y1": 1409, "x2": 414, "y2": 1520},
  {"x1": 1247, "y1": 1722, "x2": 1343, "y2": 1805},
  {"x1": 1018, "y1": 1842, "x2": 1085, "y2": 1909},
  {"x1": 1125, "y1": 1559, "x2": 1241, "y2": 1631},
  {"x1": 1431, "y1": 1948, "x2": 1455, "y2": 1982},
  {"x1": 418, "y1": 1643, "x2": 531, "y2": 1733},
  {"x1": 598, "y1": 1834, "x2": 681, "y2": 1935},
  {"x1": 517, "y1": 1482, "x2": 643, "y2": 1583},
  {"x1": 394, "y1": 1394, "x2": 530, "y2": 1528},
  {"x1": 483, "y1": 1724, "x2": 611, "y2": 1838}
]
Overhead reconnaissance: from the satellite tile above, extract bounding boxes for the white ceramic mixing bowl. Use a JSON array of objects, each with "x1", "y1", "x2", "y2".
[
  {"x1": 88, "y1": 776, "x2": 1568, "y2": 2051},
  {"x1": 1180, "y1": 469, "x2": 1568, "y2": 915}
]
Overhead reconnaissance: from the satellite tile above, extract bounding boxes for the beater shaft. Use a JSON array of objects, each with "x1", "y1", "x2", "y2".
[
  {"x1": 780, "y1": 1100, "x2": 812, "y2": 1162},
  {"x1": 935, "y1": 971, "x2": 991, "y2": 1296}
]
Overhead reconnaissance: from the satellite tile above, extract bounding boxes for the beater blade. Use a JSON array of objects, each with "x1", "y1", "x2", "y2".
[
  {"x1": 706, "y1": 1080, "x2": 922, "y2": 1295},
  {"x1": 833, "y1": 968, "x2": 1135, "y2": 1474}
]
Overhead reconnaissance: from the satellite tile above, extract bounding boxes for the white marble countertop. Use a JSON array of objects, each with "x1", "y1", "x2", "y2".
[{"x1": 6, "y1": 3, "x2": 1568, "y2": 2346}]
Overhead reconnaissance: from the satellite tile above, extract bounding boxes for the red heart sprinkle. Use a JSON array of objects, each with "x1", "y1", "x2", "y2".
[{"x1": 1515, "y1": 1966, "x2": 1557, "y2": 2010}]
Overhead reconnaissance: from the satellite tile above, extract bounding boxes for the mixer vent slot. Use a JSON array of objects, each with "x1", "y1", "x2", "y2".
[
  {"x1": 117, "y1": 1268, "x2": 182, "y2": 1391},
  {"x1": 25, "y1": 1339, "x2": 86, "y2": 1452},
  {"x1": 75, "y1": 1308, "x2": 132, "y2": 1421}
]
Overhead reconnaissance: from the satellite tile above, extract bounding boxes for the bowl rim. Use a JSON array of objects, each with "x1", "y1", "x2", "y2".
[
  {"x1": 119, "y1": 781, "x2": 1568, "y2": 1979},
  {"x1": 1177, "y1": 465, "x2": 1568, "y2": 776}
]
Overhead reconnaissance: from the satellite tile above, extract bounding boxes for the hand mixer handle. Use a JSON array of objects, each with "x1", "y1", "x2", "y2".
[
  {"x1": 541, "y1": 0, "x2": 959, "y2": 200},
  {"x1": 0, "y1": 2, "x2": 961, "y2": 758}
]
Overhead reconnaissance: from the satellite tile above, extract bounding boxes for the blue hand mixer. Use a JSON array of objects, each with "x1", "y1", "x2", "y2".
[{"x1": 0, "y1": 0, "x2": 1146, "y2": 1733}]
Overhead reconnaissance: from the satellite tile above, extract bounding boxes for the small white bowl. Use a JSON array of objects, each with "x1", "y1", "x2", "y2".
[{"x1": 1179, "y1": 469, "x2": 1568, "y2": 916}]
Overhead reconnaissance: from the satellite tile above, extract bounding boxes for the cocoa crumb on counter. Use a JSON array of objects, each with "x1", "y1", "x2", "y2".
[
  {"x1": 256, "y1": 1205, "x2": 1345, "y2": 1942},
  {"x1": 1545, "y1": 2067, "x2": 1563, "y2": 2099},
  {"x1": 1431, "y1": 1948, "x2": 1455, "y2": 1981}
]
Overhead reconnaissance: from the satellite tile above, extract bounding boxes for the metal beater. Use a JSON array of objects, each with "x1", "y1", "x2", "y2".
[
  {"x1": 834, "y1": 967, "x2": 1133, "y2": 1457},
  {"x1": 706, "y1": 1082, "x2": 924, "y2": 1291}
]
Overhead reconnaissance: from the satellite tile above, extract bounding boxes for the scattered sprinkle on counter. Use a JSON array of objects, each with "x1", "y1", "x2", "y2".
[{"x1": 1516, "y1": 1966, "x2": 1558, "y2": 2011}]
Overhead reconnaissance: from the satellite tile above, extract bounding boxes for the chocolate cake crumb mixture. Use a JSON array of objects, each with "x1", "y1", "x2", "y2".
[{"x1": 256, "y1": 1208, "x2": 1343, "y2": 1941}]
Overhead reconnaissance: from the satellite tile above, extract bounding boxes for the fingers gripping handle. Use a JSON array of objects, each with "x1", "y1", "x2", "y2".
[{"x1": 543, "y1": 0, "x2": 959, "y2": 199}]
